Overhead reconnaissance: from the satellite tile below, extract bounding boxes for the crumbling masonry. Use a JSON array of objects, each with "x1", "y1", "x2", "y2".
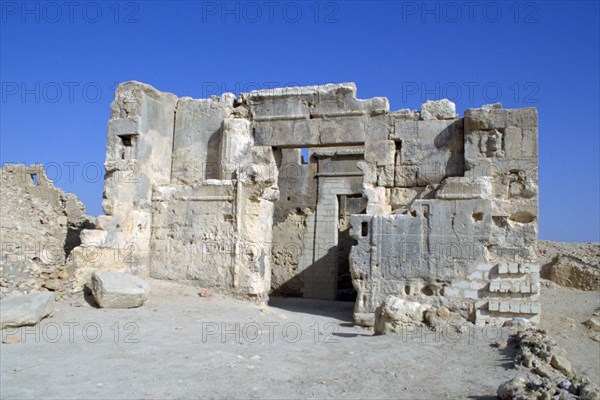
[{"x1": 70, "y1": 82, "x2": 539, "y2": 325}]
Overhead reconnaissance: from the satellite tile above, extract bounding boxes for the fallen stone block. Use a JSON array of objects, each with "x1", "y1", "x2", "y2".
[
  {"x1": 0, "y1": 291, "x2": 55, "y2": 329},
  {"x1": 374, "y1": 295, "x2": 431, "y2": 334},
  {"x1": 91, "y1": 271, "x2": 150, "y2": 308}
]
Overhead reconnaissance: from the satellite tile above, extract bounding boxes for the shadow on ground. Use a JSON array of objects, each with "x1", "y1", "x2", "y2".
[{"x1": 268, "y1": 296, "x2": 355, "y2": 321}]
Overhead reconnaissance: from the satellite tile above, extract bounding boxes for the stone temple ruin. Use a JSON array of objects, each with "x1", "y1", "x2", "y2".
[{"x1": 66, "y1": 81, "x2": 539, "y2": 326}]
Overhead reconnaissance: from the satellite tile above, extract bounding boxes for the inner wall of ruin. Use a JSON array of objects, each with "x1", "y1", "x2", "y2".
[{"x1": 71, "y1": 81, "x2": 539, "y2": 325}]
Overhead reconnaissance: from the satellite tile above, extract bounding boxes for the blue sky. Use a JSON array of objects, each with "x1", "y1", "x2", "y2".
[{"x1": 1, "y1": 1, "x2": 598, "y2": 242}]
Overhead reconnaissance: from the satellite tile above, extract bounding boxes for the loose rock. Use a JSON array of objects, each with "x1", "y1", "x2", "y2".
[
  {"x1": 374, "y1": 296, "x2": 431, "y2": 334},
  {"x1": 0, "y1": 291, "x2": 55, "y2": 329},
  {"x1": 582, "y1": 318, "x2": 600, "y2": 332},
  {"x1": 551, "y1": 355, "x2": 573, "y2": 377},
  {"x1": 90, "y1": 271, "x2": 149, "y2": 308}
]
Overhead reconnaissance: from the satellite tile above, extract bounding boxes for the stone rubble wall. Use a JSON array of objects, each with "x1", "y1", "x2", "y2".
[{"x1": 0, "y1": 164, "x2": 93, "y2": 298}]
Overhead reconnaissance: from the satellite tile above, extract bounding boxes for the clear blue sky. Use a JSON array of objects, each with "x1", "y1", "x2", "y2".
[{"x1": 1, "y1": 1, "x2": 599, "y2": 242}]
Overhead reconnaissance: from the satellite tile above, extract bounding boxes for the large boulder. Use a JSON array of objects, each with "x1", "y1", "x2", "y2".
[
  {"x1": 90, "y1": 271, "x2": 149, "y2": 308},
  {"x1": 374, "y1": 295, "x2": 431, "y2": 334},
  {"x1": 0, "y1": 292, "x2": 55, "y2": 329}
]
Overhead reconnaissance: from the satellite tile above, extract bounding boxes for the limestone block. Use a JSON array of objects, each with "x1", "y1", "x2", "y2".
[
  {"x1": 436, "y1": 177, "x2": 493, "y2": 200},
  {"x1": 108, "y1": 116, "x2": 140, "y2": 137},
  {"x1": 397, "y1": 120, "x2": 464, "y2": 184},
  {"x1": 79, "y1": 229, "x2": 107, "y2": 246},
  {"x1": 245, "y1": 83, "x2": 389, "y2": 119},
  {"x1": 391, "y1": 119, "x2": 417, "y2": 140},
  {"x1": 464, "y1": 108, "x2": 507, "y2": 130},
  {"x1": 395, "y1": 165, "x2": 418, "y2": 187},
  {"x1": 504, "y1": 126, "x2": 523, "y2": 159},
  {"x1": 377, "y1": 165, "x2": 395, "y2": 187},
  {"x1": 365, "y1": 140, "x2": 395, "y2": 166},
  {"x1": 391, "y1": 109, "x2": 420, "y2": 122},
  {"x1": 522, "y1": 127, "x2": 538, "y2": 157},
  {"x1": 374, "y1": 296, "x2": 431, "y2": 334},
  {"x1": 390, "y1": 187, "x2": 421, "y2": 209},
  {"x1": 465, "y1": 108, "x2": 537, "y2": 131},
  {"x1": 0, "y1": 292, "x2": 55, "y2": 329},
  {"x1": 367, "y1": 213, "x2": 428, "y2": 281},
  {"x1": 506, "y1": 108, "x2": 538, "y2": 128},
  {"x1": 249, "y1": 83, "x2": 390, "y2": 147},
  {"x1": 253, "y1": 114, "x2": 387, "y2": 147},
  {"x1": 420, "y1": 99, "x2": 457, "y2": 120},
  {"x1": 357, "y1": 161, "x2": 377, "y2": 184},
  {"x1": 219, "y1": 118, "x2": 253, "y2": 179},
  {"x1": 172, "y1": 97, "x2": 234, "y2": 183},
  {"x1": 91, "y1": 271, "x2": 150, "y2": 308}
]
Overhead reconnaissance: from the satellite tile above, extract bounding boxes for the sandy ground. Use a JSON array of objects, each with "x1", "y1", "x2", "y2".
[
  {"x1": 0, "y1": 279, "x2": 598, "y2": 400},
  {"x1": 539, "y1": 282, "x2": 600, "y2": 384}
]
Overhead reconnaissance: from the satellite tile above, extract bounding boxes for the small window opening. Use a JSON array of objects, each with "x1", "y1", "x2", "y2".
[
  {"x1": 31, "y1": 173, "x2": 38, "y2": 186},
  {"x1": 404, "y1": 285, "x2": 411, "y2": 295},
  {"x1": 301, "y1": 148, "x2": 309, "y2": 164},
  {"x1": 361, "y1": 221, "x2": 368, "y2": 237},
  {"x1": 119, "y1": 135, "x2": 136, "y2": 160}
]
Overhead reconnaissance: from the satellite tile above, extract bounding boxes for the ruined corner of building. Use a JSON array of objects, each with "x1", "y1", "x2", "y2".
[
  {"x1": 0, "y1": 164, "x2": 95, "y2": 297},
  {"x1": 3, "y1": 81, "x2": 540, "y2": 325}
]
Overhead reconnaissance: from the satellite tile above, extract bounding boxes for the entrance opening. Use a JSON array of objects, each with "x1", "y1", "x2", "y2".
[
  {"x1": 336, "y1": 194, "x2": 366, "y2": 302},
  {"x1": 270, "y1": 145, "x2": 366, "y2": 304}
]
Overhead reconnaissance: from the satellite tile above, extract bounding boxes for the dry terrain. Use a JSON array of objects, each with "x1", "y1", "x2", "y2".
[{"x1": 1, "y1": 277, "x2": 598, "y2": 400}]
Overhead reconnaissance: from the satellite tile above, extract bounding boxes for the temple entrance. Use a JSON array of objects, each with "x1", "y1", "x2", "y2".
[{"x1": 336, "y1": 194, "x2": 366, "y2": 301}]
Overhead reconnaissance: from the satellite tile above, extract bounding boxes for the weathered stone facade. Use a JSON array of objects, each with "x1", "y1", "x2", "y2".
[{"x1": 71, "y1": 81, "x2": 539, "y2": 325}]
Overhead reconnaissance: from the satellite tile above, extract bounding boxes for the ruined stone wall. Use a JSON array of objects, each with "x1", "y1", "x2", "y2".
[
  {"x1": 73, "y1": 81, "x2": 539, "y2": 324},
  {"x1": 70, "y1": 82, "x2": 278, "y2": 300},
  {"x1": 350, "y1": 102, "x2": 539, "y2": 326},
  {"x1": 0, "y1": 164, "x2": 92, "y2": 297}
]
